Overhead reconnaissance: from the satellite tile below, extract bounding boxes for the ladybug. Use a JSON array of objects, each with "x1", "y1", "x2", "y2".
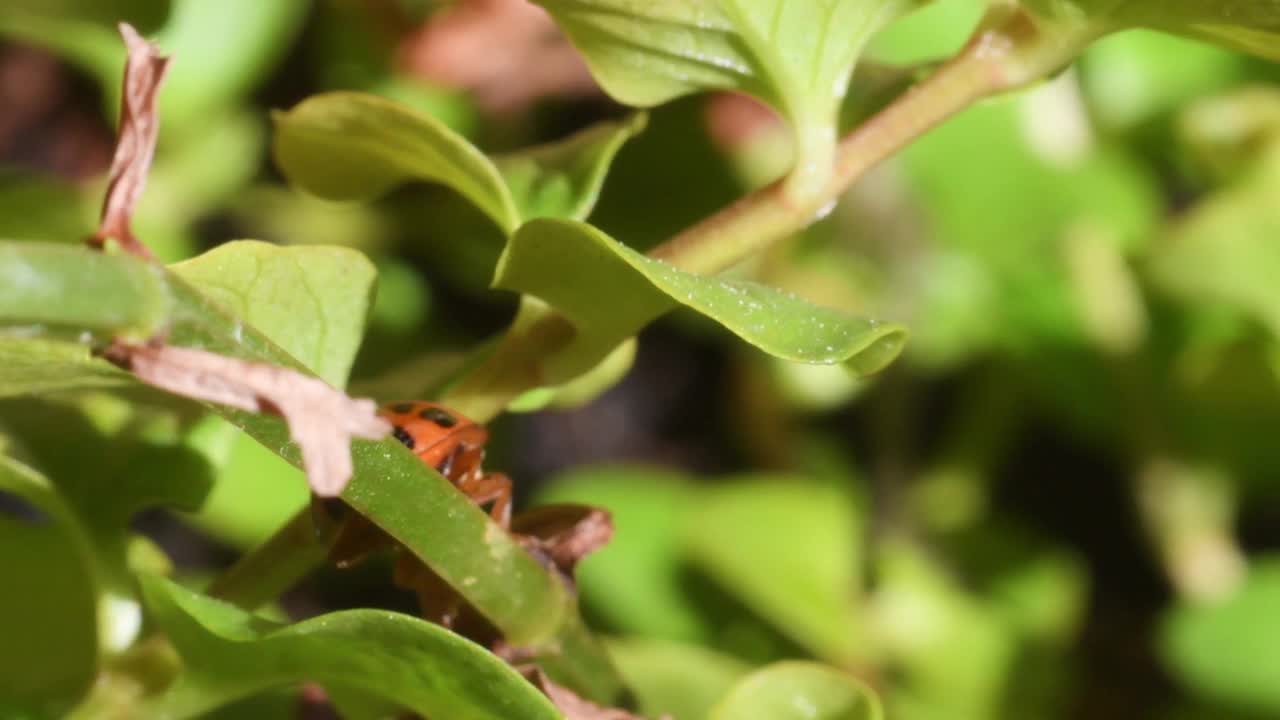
[
  {"x1": 380, "y1": 400, "x2": 512, "y2": 528},
  {"x1": 327, "y1": 401, "x2": 514, "y2": 627}
]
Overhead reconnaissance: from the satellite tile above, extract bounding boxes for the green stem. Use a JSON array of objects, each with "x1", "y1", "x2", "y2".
[
  {"x1": 205, "y1": 507, "x2": 330, "y2": 610},
  {"x1": 648, "y1": 6, "x2": 1093, "y2": 275}
]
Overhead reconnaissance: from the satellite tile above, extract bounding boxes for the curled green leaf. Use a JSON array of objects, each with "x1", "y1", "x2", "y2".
[
  {"x1": 139, "y1": 576, "x2": 562, "y2": 720},
  {"x1": 496, "y1": 113, "x2": 648, "y2": 223},
  {"x1": 274, "y1": 91, "x2": 645, "y2": 235},
  {"x1": 493, "y1": 219, "x2": 907, "y2": 383},
  {"x1": 273, "y1": 91, "x2": 520, "y2": 232}
]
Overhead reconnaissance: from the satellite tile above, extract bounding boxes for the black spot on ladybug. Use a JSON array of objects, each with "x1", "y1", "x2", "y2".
[
  {"x1": 419, "y1": 407, "x2": 457, "y2": 427},
  {"x1": 390, "y1": 402, "x2": 415, "y2": 414},
  {"x1": 392, "y1": 425, "x2": 415, "y2": 449}
]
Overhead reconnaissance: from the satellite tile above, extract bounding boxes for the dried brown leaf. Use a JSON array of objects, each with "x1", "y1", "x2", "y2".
[
  {"x1": 533, "y1": 671, "x2": 666, "y2": 720},
  {"x1": 103, "y1": 342, "x2": 390, "y2": 496},
  {"x1": 91, "y1": 23, "x2": 170, "y2": 259},
  {"x1": 513, "y1": 504, "x2": 613, "y2": 581}
]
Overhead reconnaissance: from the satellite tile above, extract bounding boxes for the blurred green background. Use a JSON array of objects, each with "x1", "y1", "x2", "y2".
[{"x1": 3, "y1": 0, "x2": 1280, "y2": 718}]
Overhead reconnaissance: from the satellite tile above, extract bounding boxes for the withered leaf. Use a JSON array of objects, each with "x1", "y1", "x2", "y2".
[
  {"x1": 513, "y1": 504, "x2": 613, "y2": 582},
  {"x1": 103, "y1": 342, "x2": 390, "y2": 496},
  {"x1": 91, "y1": 23, "x2": 170, "y2": 259}
]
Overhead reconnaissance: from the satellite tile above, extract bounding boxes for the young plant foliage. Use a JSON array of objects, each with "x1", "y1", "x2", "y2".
[{"x1": 495, "y1": 219, "x2": 908, "y2": 383}]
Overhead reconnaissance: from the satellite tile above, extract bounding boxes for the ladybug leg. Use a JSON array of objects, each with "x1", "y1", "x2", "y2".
[
  {"x1": 393, "y1": 552, "x2": 463, "y2": 627},
  {"x1": 327, "y1": 514, "x2": 391, "y2": 568},
  {"x1": 456, "y1": 471, "x2": 513, "y2": 529}
]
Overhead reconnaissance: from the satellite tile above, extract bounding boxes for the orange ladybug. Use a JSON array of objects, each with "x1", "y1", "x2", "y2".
[
  {"x1": 328, "y1": 401, "x2": 513, "y2": 627},
  {"x1": 380, "y1": 401, "x2": 513, "y2": 528}
]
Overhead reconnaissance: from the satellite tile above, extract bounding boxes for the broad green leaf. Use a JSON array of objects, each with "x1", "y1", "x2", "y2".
[
  {"x1": 538, "y1": 467, "x2": 710, "y2": 642},
  {"x1": 0, "y1": 242, "x2": 169, "y2": 397},
  {"x1": 608, "y1": 637, "x2": 751, "y2": 720},
  {"x1": 0, "y1": 453, "x2": 99, "y2": 718},
  {"x1": 710, "y1": 662, "x2": 882, "y2": 720},
  {"x1": 495, "y1": 113, "x2": 648, "y2": 222},
  {"x1": 0, "y1": 339, "x2": 129, "y2": 398},
  {"x1": 494, "y1": 219, "x2": 907, "y2": 385},
  {"x1": 536, "y1": 0, "x2": 919, "y2": 196},
  {"x1": 272, "y1": 91, "x2": 521, "y2": 232},
  {"x1": 1161, "y1": 556, "x2": 1280, "y2": 713},
  {"x1": 274, "y1": 92, "x2": 644, "y2": 237},
  {"x1": 0, "y1": 242, "x2": 171, "y2": 340},
  {"x1": 171, "y1": 241, "x2": 378, "y2": 387},
  {"x1": 138, "y1": 576, "x2": 562, "y2": 720},
  {"x1": 684, "y1": 478, "x2": 862, "y2": 665},
  {"x1": 1019, "y1": 0, "x2": 1280, "y2": 62}
]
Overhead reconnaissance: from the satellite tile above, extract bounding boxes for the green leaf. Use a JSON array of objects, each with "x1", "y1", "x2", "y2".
[
  {"x1": 0, "y1": 242, "x2": 171, "y2": 340},
  {"x1": 536, "y1": 0, "x2": 918, "y2": 196},
  {"x1": 0, "y1": 339, "x2": 129, "y2": 398},
  {"x1": 0, "y1": 242, "x2": 170, "y2": 398},
  {"x1": 710, "y1": 661, "x2": 882, "y2": 720},
  {"x1": 0, "y1": 453, "x2": 99, "y2": 718},
  {"x1": 684, "y1": 478, "x2": 863, "y2": 665},
  {"x1": 272, "y1": 91, "x2": 521, "y2": 233},
  {"x1": 1161, "y1": 555, "x2": 1280, "y2": 713},
  {"x1": 494, "y1": 219, "x2": 907, "y2": 385},
  {"x1": 170, "y1": 241, "x2": 378, "y2": 387},
  {"x1": 608, "y1": 637, "x2": 751, "y2": 720},
  {"x1": 495, "y1": 113, "x2": 647, "y2": 223},
  {"x1": 274, "y1": 92, "x2": 645, "y2": 237},
  {"x1": 138, "y1": 576, "x2": 563, "y2": 720}
]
